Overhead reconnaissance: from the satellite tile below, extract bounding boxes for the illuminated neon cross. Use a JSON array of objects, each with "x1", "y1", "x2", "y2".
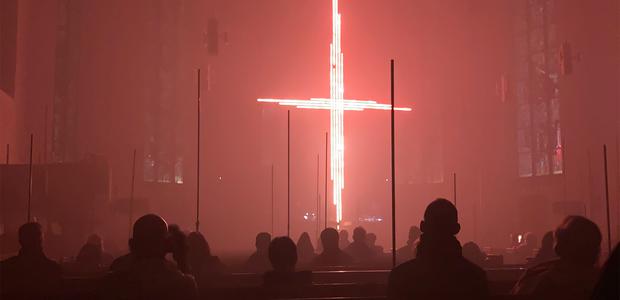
[{"x1": 258, "y1": 0, "x2": 411, "y2": 225}]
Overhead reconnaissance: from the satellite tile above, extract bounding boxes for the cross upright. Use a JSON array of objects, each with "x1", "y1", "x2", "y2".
[{"x1": 258, "y1": 0, "x2": 411, "y2": 226}]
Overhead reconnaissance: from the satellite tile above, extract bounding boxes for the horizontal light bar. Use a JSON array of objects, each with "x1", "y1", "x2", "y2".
[{"x1": 257, "y1": 98, "x2": 412, "y2": 112}]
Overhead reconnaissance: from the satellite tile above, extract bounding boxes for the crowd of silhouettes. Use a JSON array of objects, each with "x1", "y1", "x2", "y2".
[{"x1": 1, "y1": 197, "x2": 619, "y2": 300}]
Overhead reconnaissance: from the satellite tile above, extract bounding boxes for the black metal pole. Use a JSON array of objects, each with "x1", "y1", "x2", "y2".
[
  {"x1": 27, "y1": 134, "x2": 33, "y2": 222},
  {"x1": 196, "y1": 69, "x2": 201, "y2": 232},
  {"x1": 325, "y1": 131, "x2": 328, "y2": 230},
  {"x1": 390, "y1": 59, "x2": 396, "y2": 268},
  {"x1": 44, "y1": 106, "x2": 48, "y2": 164},
  {"x1": 603, "y1": 145, "x2": 612, "y2": 255},
  {"x1": 271, "y1": 163, "x2": 275, "y2": 235},
  {"x1": 316, "y1": 154, "x2": 320, "y2": 242},
  {"x1": 129, "y1": 149, "x2": 137, "y2": 236},
  {"x1": 287, "y1": 110, "x2": 291, "y2": 237},
  {"x1": 453, "y1": 172, "x2": 457, "y2": 207}
]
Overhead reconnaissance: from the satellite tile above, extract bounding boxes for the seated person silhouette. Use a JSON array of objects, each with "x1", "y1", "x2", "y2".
[
  {"x1": 388, "y1": 199, "x2": 488, "y2": 300},
  {"x1": 244, "y1": 232, "x2": 272, "y2": 273},
  {"x1": 366, "y1": 233, "x2": 384, "y2": 256},
  {"x1": 263, "y1": 236, "x2": 312, "y2": 288},
  {"x1": 71, "y1": 242, "x2": 105, "y2": 274},
  {"x1": 462, "y1": 241, "x2": 486, "y2": 267},
  {"x1": 512, "y1": 216, "x2": 602, "y2": 299},
  {"x1": 532, "y1": 231, "x2": 557, "y2": 264},
  {"x1": 0, "y1": 222, "x2": 62, "y2": 299},
  {"x1": 313, "y1": 228, "x2": 354, "y2": 267},
  {"x1": 345, "y1": 226, "x2": 376, "y2": 263},
  {"x1": 105, "y1": 214, "x2": 197, "y2": 300},
  {"x1": 396, "y1": 225, "x2": 421, "y2": 263},
  {"x1": 87, "y1": 233, "x2": 115, "y2": 267},
  {"x1": 296, "y1": 232, "x2": 316, "y2": 266},
  {"x1": 591, "y1": 242, "x2": 619, "y2": 300},
  {"x1": 187, "y1": 231, "x2": 226, "y2": 288}
]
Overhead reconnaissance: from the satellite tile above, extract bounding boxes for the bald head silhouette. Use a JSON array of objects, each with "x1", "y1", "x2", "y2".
[
  {"x1": 321, "y1": 228, "x2": 339, "y2": 252},
  {"x1": 18, "y1": 222, "x2": 43, "y2": 253},
  {"x1": 129, "y1": 214, "x2": 169, "y2": 258},
  {"x1": 420, "y1": 199, "x2": 460, "y2": 236}
]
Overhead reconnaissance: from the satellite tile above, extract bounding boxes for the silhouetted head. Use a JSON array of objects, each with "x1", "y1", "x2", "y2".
[
  {"x1": 554, "y1": 216, "x2": 601, "y2": 266},
  {"x1": 352, "y1": 226, "x2": 367, "y2": 243},
  {"x1": 367, "y1": 233, "x2": 377, "y2": 246},
  {"x1": 76, "y1": 243, "x2": 103, "y2": 267},
  {"x1": 540, "y1": 231, "x2": 554, "y2": 250},
  {"x1": 255, "y1": 232, "x2": 272, "y2": 253},
  {"x1": 462, "y1": 241, "x2": 485, "y2": 266},
  {"x1": 297, "y1": 232, "x2": 314, "y2": 253},
  {"x1": 420, "y1": 199, "x2": 460, "y2": 236},
  {"x1": 187, "y1": 231, "x2": 211, "y2": 257},
  {"x1": 321, "y1": 228, "x2": 339, "y2": 251},
  {"x1": 268, "y1": 236, "x2": 297, "y2": 272},
  {"x1": 18, "y1": 222, "x2": 43, "y2": 253},
  {"x1": 87, "y1": 234, "x2": 103, "y2": 246},
  {"x1": 129, "y1": 214, "x2": 169, "y2": 258},
  {"x1": 408, "y1": 226, "x2": 421, "y2": 242},
  {"x1": 339, "y1": 230, "x2": 349, "y2": 242}
]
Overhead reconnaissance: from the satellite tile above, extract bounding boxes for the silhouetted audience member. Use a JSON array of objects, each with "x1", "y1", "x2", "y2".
[
  {"x1": 87, "y1": 233, "x2": 115, "y2": 266},
  {"x1": 396, "y1": 225, "x2": 421, "y2": 263},
  {"x1": 591, "y1": 243, "x2": 619, "y2": 300},
  {"x1": 0, "y1": 222, "x2": 62, "y2": 299},
  {"x1": 105, "y1": 214, "x2": 197, "y2": 300},
  {"x1": 388, "y1": 199, "x2": 488, "y2": 300},
  {"x1": 339, "y1": 229, "x2": 351, "y2": 249},
  {"x1": 345, "y1": 226, "x2": 376, "y2": 263},
  {"x1": 462, "y1": 241, "x2": 486, "y2": 267},
  {"x1": 366, "y1": 233, "x2": 384, "y2": 255},
  {"x1": 313, "y1": 228, "x2": 354, "y2": 267},
  {"x1": 532, "y1": 231, "x2": 557, "y2": 264},
  {"x1": 73, "y1": 242, "x2": 105, "y2": 274},
  {"x1": 245, "y1": 232, "x2": 272, "y2": 273},
  {"x1": 512, "y1": 216, "x2": 601, "y2": 299},
  {"x1": 187, "y1": 231, "x2": 226, "y2": 288},
  {"x1": 296, "y1": 232, "x2": 316, "y2": 265},
  {"x1": 263, "y1": 236, "x2": 312, "y2": 288},
  {"x1": 514, "y1": 232, "x2": 538, "y2": 263}
]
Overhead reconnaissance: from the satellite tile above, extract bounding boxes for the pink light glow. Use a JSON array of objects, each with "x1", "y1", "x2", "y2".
[{"x1": 258, "y1": 0, "x2": 411, "y2": 225}]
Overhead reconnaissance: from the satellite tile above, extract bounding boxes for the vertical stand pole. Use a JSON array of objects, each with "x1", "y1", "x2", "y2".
[
  {"x1": 324, "y1": 132, "x2": 328, "y2": 230},
  {"x1": 316, "y1": 154, "x2": 320, "y2": 241},
  {"x1": 390, "y1": 60, "x2": 396, "y2": 268},
  {"x1": 453, "y1": 173, "x2": 457, "y2": 207},
  {"x1": 196, "y1": 69, "x2": 201, "y2": 232},
  {"x1": 603, "y1": 145, "x2": 612, "y2": 255},
  {"x1": 271, "y1": 164, "x2": 275, "y2": 235},
  {"x1": 287, "y1": 110, "x2": 291, "y2": 237},
  {"x1": 129, "y1": 149, "x2": 137, "y2": 236},
  {"x1": 27, "y1": 134, "x2": 34, "y2": 222}
]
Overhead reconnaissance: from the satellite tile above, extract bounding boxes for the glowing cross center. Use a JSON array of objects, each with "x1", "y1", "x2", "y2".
[{"x1": 258, "y1": 0, "x2": 411, "y2": 225}]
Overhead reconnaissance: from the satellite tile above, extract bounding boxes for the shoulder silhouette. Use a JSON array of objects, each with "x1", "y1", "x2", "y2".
[
  {"x1": 344, "y1": 226, "x2": 376, "y2": 264},
  {"x1": 187, "y1": 231, "x2": 226, "y2": 288},
  {"x1": 263, "y1": 236, "x2": 311, "y2": 288},
  {"x1": 105, "y1": 214, "x2": 197, "y2": 300},
  {"x1": 0, "y1": 222, "x2": 62, "y2": 298},
  {"x1": 244, "y1": 232, "x2": 272, "y2": 273},
  {"x1": 296, "y1": 232, "x2": 316, "y2": 266},
  {"x1": 388, "y1": 198, "x2": 488, "y2": 300},
  {"x1": 313, "y1": 228, "x2": 354, "y2": 267},
  {"x1": 512, "y1": 216, "x2": 601, "y2": 299}
]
